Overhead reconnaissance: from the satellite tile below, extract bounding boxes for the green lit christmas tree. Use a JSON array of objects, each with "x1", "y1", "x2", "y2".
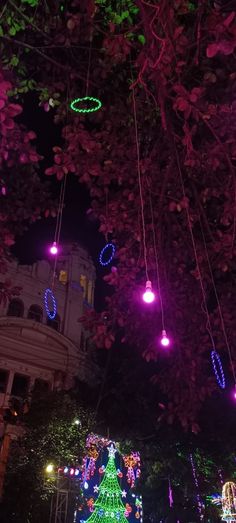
[{"x1": 84, "y1": 444, "x2": 129, "y2": 523}]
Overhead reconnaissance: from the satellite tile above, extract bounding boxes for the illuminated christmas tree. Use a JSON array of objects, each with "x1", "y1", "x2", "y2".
[{"x1": 83, "y1": 444, "x2": 129, "y2": 523}]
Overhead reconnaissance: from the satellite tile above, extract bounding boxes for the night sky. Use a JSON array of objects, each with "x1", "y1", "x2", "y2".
[{"x1": 12, "y1": 94, "x2": 108, "y2": 311}]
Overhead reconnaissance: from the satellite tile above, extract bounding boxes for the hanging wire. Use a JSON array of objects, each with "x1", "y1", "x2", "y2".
[
  {"x1": 51, "y1": 81, "x2": 70, "y2": 289},
  {"x1": 85, "y1": 29, "x2": 93, "y2": 97},
  {"x1": 132, "y1": 87, "x2": 149, "y2": 281},
  {"x1": 149, "y1": 190, "x2": 165, "y2": 328},
  {"x1": 199, "y1": 218, "x2": 236, "y2": 385},
  {"x1": 174, "y1": 141, "x2": 216, "y2": 349}
]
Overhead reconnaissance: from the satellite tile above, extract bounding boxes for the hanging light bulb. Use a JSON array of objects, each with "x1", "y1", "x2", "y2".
[
  {"x1": 143, "y1": 280, "x2": 155, "y2": 303},
  {"x1": 49, "y1": 241, "x2": 58, "y2": 255},
  {"x1": 233, "y1": 384, "x2": 236, "y2": 400},
  {"x1": 160, "y1": 330, "x2": 170, "y2": 347}
]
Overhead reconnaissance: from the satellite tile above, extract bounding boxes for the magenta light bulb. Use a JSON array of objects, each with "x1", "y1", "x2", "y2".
[
  {"x1": 233, "y1": 385, "x2": 236, "y2": 400},
  {"x1": 160, "y1": 330, "x2": 170, "y2": 347},
  {"x1": 143, "y1": 280, "x2": 155, "y2": 303},
  {"x1": 50, "y1": 241, "x2": 58, "y2": 255}
]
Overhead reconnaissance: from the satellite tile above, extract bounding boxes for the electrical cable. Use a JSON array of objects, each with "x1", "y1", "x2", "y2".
[
  {"x1": 132, "y1": 87, "x2": 149, "y2": 281},
  {"x1": 149, "y1": 190, "x2": 165, "y2": 329},
  {"x1": 174, "y1": 141, "x2": 216, "y2": 349},
  {"x1": 199, "y1": 218, "x2": 236, "y2": 385}
]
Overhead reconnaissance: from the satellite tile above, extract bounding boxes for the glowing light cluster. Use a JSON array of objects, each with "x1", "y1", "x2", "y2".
[
  {"x1": 58, "y1": 466, "x2": 80, "y2": 477},
  {"x1": 49, "y1": 241, "x2": 58, "y2": 255},
  {"x1": 222, "y1": 481, "x2": 236, "y2": 522},
  {"x1": 99, "y1": 243, "x2": 116, "y2": 266},
  {"x1": 160, "y1": 330, "x2": 170, "y2": 347},
  {"x1": 44, "y1": 288, "x2": 57, "y2": 320},
  {"x1": 70, "y1": 96, "x2": 102, "y2": 113},
  {"x1": 190, "y1": 453, "x2": 204, "y2": 519},
  {"x1": 211, "y1": 350, "x2": 226, "y2": 389},
  {"x1": 84, "y1": 444, "x2": 129, "y2": 523},
  {"x1": 143, "y1": 280, "x2": 155, "y2": 303}
]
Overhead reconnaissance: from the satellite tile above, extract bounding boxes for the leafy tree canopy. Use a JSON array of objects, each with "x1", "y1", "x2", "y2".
[{"x1": 1, "y1": 0, "x2": 236, "y2": 428}]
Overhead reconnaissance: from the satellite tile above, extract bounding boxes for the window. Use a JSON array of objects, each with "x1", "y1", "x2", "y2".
[
  {"x1": 47, "y1": 314, "x2": 60, "y2": 332},
  {"x1": 0, "y1": 370, "x2": 8, "y2": 393},
  {"x1": 11, "y1": 374, "x2": 29, "y2": 397},
  {"x1": 87, "y1": 280, "x2": 93, "y2": 304},
  {"x1": 7, "y1": 299, "x2": 24, "y2": 318},
  {"x1": 80, "y1": 274, "x2": 87, "y2": 299},
  {"x1": 28, "y1": 304, "x2": 43, "y2": 322},
  {"x1": 33, "y1": 379, "x2": 50, "y2": 394}
]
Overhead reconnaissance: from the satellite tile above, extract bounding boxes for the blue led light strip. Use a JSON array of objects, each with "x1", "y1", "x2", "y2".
[
  {"x1": 99, "y1": 243, "x2": 116, "y2": 267},
  {"x1": 44, "y1": 288, "x2": 57, "y2": 320},
  {"x1": 211, "y1": 349, "x2": 226, "y2": 389}
]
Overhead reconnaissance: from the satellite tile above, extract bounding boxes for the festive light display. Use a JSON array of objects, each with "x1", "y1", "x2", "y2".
[
  {"x1": 222, "y1": 482, "x2": 236, "y2": 521},
  {"x1": 77, "y1": 435, "x2": 142, "y2": 523},
  {"x1": 142, "y1": 280, "x2": 155, "y2": 303},
  {"x1": 207, "y1": 493, "x2": 221, "y2": 506},
  {"x1": 160, "y1": 330, "x2": 170, "y2": 347},
  {"x1": 49, "y1": 241, "x2": 58, "y2": 255},
  {"x1": 211, "y1": 350, "x2": 226, "y2": 389},
  {"x1": 190, "y1": 453, "x2": 204, "y2": 520},
  {"x1": 99, "y1": 243, "x2": 116, "y2": 266},
  {"x1": 70, "y1": 96, "x2": 102, "y2": 114},
  {"x1": 44, "y1": 288, "x2": 57, "y2": 320},
  {"x1": 83, "y1": 444, "x2": 129, "y2": 523},
  {"x1": 123, "y1": 453, "x2": 141, "y2": 489}
]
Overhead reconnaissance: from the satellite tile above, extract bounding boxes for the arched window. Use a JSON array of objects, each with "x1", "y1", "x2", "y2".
[
  {"x1": 7, "y1": 299, "x2": 24, "y2": 318},
  {"x1": 80, "y1": 274, "x2": 87, "y2": 299},
  {"x1": 28, "y1": 304, "x2": 43, "y2": 323},
  {"x1": 47, "y1": 314, "x2": 60, "y2": 332}
]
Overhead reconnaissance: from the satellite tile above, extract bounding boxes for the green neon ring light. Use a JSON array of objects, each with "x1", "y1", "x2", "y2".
[{"x1": 70, "y1": 96, "x2": 102, "y2": 113}]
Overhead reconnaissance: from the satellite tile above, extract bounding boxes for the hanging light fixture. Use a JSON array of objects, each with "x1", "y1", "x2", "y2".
[
  {"x1": 143, "y1": 280, "x2": 155, "y2": 303},
  {"x1": 160, "y1": 329, "x2": 170, "y2": 347}
]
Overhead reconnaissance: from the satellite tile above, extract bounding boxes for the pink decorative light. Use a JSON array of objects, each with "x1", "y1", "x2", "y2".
[
  {"x1": 49, "y1": 241, "x2": 58, "y2": 255},
  {"x1": 160, "y1": 330, "x2": 170, "y2": 347},
  {"x1": 1, "y1": 186, "x2": 6, "y2": 196},
  {"x1": 233, "y1": 385, "x2": 236, "y2": 400},
  {"x1": 143, "y1": 280, "x2": 155, "y2": 303}
]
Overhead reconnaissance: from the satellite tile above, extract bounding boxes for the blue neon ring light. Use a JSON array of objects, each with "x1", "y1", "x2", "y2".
[
  {"x1": 44, "y1": 288, "x2": 57, "y2": 320},
  {"x1": 99, "y1": 243, "x2": 116, "y2": 266},
  {"x1": 211, "y1": 349, "x2": 225, "y2": 389}
]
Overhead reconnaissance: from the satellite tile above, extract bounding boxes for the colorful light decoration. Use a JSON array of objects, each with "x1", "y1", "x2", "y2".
[
  {"x1": 49, "y1": 241, "x2": 58, "y2": 255},
  {"x1": 211, "y1": 350, "x2": 226, "y2": 389},
  {"x1": 99, "y1": 243, "x2": 116, "y2": 266},
  {"x1": 123, "y1": 452, "x2": 141, "y2": 489},
  {"x1": 83, "y1": 444, "x2": 129, "y2": 523},
  {"x1": 70, "y1": 96, "x2": 102, "y2": 114},
  {"x1": 44, "y1": 288, "x2": 57, "y2": 320},
  {"x1": 160, "y1": 330, "x2": 170, "y2": 347},
  {"x1": 233, "y1": 385, "x2": 236, "y2": 400},
  {"x1": 190, "y1": 453, "x2": 204, "y2": 520},
  {"x1": 222, "y1": 481, "x2": 236, "y2": 521},
  {"x1": 142, "y1": 280, "x2": 155, "y2": 303}
]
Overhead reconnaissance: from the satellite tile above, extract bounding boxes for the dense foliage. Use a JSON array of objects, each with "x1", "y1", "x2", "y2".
[
  {"x1": 0, "y1": 390, "x2": 94, "y2": 523},
  {"x1": 1, "y1": 0, "x2": 236, "y2": 428}
]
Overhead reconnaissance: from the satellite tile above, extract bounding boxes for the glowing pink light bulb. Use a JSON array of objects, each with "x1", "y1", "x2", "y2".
[
  {"x1": 160, "y1": 330, "x2": 170, "y2": 347},
  {"x1": 143, "y1": 280, "x2": 155, "y2": 303},
  {"x1": 233, "y1": 385, "x2": 236, "y2": 400},
  {"x1": 49, "y1": 241, "x2": 58, "y2": 255}
]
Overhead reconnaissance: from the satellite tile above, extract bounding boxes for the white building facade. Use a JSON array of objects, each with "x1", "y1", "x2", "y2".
[{"x1": 0, "y1": 243, "x2": 99, "y2": 494}]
